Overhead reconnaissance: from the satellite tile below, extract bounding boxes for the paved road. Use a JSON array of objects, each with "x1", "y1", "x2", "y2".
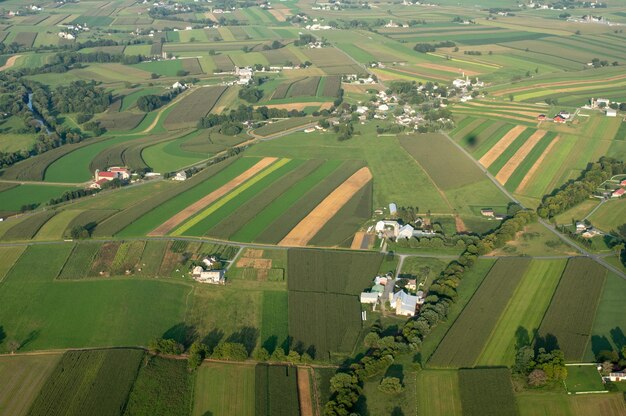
[{"x1": 441, "y1": 132, "x2": 626, "y2": 280}]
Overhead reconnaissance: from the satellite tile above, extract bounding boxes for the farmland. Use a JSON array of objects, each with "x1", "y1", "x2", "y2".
[
  {"x1": 287, "y1": 249, "x2": 382, "y2": 357},
  {"x1": 0, "y1": 0, "x2": 625, "y2": 413},
  {"x1": 538, "y1": 258, "x2": 607, "y2": 361},
  {"x1": 0, "y1": 353, "x2": 62, "y2": 416},
  {"x1": 28, "y1": 349, "x2": 144, "y2": 416},
  {"x1": 458, "y1": 368, "x2": 518, "y2": 416},
  {"x1": 429, "y1": 258, "x2": 531, "y2": 368}
]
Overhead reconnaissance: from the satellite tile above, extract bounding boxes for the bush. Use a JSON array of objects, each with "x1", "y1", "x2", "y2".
[
  {"x1": 211, "y1": 342, "x2": 248, "y2": 361},
  {"x1": 378, "y1": 377, "x2": 404, "y2": 394},
  {"x1": 148, "y1": 338, "x2": 184, "y2": 355}
]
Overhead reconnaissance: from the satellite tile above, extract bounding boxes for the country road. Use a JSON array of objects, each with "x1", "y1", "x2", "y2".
[{"x1": 441, "y1": 132, "x2": 626, "y2": 280}]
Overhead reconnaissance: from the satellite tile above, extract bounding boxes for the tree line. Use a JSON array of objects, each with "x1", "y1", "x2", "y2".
[{"x1": 537, "y1": 157, "x2": 625, "y2": 218}]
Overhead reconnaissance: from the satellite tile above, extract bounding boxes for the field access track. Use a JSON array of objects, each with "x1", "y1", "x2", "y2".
[
  {"x1": 279, "y1": 167, "x2": 373, "y2": 247},
  {"x1": 149, "y1": 157, "x2": 277, "y2": 235}
]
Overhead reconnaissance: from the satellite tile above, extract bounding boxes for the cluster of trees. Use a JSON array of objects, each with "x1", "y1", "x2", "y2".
[
  {"x1": 334, "y1": 122, "x2": 354, "y2": 141},
  {"x1": 48, "y1": 188, "x2": 99, "y2": 206},
  {"x1": 137, "y1": 88, "x2": 181, "y2": 112},
  {"x1": 293, "y1": 34, "x2": 317, "y2": 46},
  {"x1": 413, "y1": 41, "x2": 456, "y2": 53},
  {"x1": 52, "y1": 81, "x2": 112, "y2": 114},
  {"x1": 198, "y1": 104, "x2": 305, "y2": 129},
  {"x1": 15, "y1": 51, "x2": 146, "y2": 77},
  {"x1": 464, "y1": 50, "x2": 483, "y2": 56},
  {"x1": 238, "y1": 86, "x2": 263, "y2": 103},
  {"x1": 590, "y1": 57, "x2": 618, "y2": 68},
  {"x1": 253, "y1": 345, "x2": 313, "y2": 364},
  {"x1": 69, "y1": 222, "x2": 98, "y2": 239},
  {"x1": 514, "y1": 346, "x2": 567, "y2": 387},
  {"x1": 537, "y1": 157, "x2": 625, "y2": 218}
]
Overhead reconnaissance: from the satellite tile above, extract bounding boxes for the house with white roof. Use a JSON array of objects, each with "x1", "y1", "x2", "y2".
[{"x1": 389, "y1": 290, "x2": 418, "y2": 316}]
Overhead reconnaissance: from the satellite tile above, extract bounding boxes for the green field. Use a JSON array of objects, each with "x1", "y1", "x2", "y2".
[
  {"x1": 565, "y1": 365, "x2": 605, "y2": 393},
  {"x1": 0, "y1": 185, "x2": 76, "y2": 212},
  {"x1": 0, "y1": 244, "x2": 189, "y2": 351},
  {"x1": 458, "y1": 368, "x2": 518, "y2": 416},
  {"x1": 586, "y1": 272, "x2": 626, "y2": 361},
  {"x1": 193, "y1": 362, "x2": 256, "y2": 416},
  {"x1": 124, "y1": 355, "x2": 193, "y2": 416},
  {"x1": 538, "y1": 257, "x2": 606, "y2": 361},
  {"x1": 28, "y1": 349, "x2": 144, "y2": 416},
  {"x1": 416, "y1": 370, "x2": 462, "y2": 416},
  {"x1": 429, "y1": 258, "x2": 531, "y2": 368},
  {"x1": 476, "y1": 259, "x2": 566, "y2": 366},
  {"x1": 588, "y1": 199, "x2": 626, "y2": 232},
  {"x1": 255, "y1": 364, "x2": 300, "y2": 416}
]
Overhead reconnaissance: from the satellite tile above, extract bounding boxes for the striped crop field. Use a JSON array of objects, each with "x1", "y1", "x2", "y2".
[
  {"x1": 428, "y1": 258, "x2": 532, "y2": 368},
  {"x1": 143, "y1": 156, "x2": 374, "y2": 248}
]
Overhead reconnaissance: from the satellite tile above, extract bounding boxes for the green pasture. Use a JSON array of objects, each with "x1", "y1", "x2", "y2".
[
  {"x1": 0, "y1": 184, "x2": 76, "y2": 212},
  {"x1": 588, "y1": 199, "x2": 626, "y2": 232},
  {"x1": 0, "y1": 244, "x2": 189, "y2": 351},
  {"x1": 133, "y1": 59, "x2": 184, "y2": 77},
  {"x1": 565, "y1": 365, "x2": 605, "y2": 393},
  {"x1": 416, "y1": 370, "x2": 462, "y2": 416},
  {"x1": 142, "y1": 134, "x2": 207, "y2": 173}
]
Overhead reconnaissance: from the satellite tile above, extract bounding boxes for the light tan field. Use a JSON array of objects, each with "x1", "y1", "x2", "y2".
[
  {"x1": 297, "y1": 367, "x2": 314, "y2": 416},
  {"x1": 279, "y1": 167, "x2": 373, "y2": 247},
  {"x1": 149, "y1": 157, "x2": 278, "y2": 235},
  {"x1": 495, "y1": 129, "x2": 547, "y2": 184},
  {"x1": 516, "y1": 136, "x2": 559, "y2": 194},
  {"x1": 350, "y1": 232, "x2": 367, "y2": 249},
  {"x1": 454, "y1": 111, "x2": 535, "y2": 123},
  {"x1": 268, "y1": 9, "x2": 288, "y2": 21},
  {"x1": 418, "y1": 62, "x2": 481, "y2": 76},
  {"x1": 261, "y1": 102, "x2": 333, "y2": 111},
  {"x1": 0, "y1": 55, "x2": 21, "y2": 71},
  {"x1": 478, "y1": 125, "x2": 527, "y2": 168}
]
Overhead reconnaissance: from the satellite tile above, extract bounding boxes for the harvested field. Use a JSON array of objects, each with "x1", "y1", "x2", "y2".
[
  {"x1": 149, "y1": 157, "x2": 277, "y2": 235},
  {"x1": 298, "y1": 367, "x2": 314, "y2": 416},
  {"x1": 14, "y1": 32, "x2": 37, "y2": 47},
  {"x1": 0, "y1": 353, "x2": 62, "y2": 416},
  {"x1": 419, "y1": 62, "x2": 481, "y2": 76},
  {"x1": 350, "y1": 232, "x2": 369, "y2": 249},
  {"x1": 495, "y1": 129, "x2": 547, "y2": 184},
  {"x1": 537, "y1": 257, "x2": 606, "y2": 361},
  {"x1": 261, "y1": 102, "x2": 333, "y2": 111},
  {"x1": 429, "y1": 258, "x2": 531, "y2": 368},
  {"x1": 478, "y1": 125, "x2": 527, "y2": 168},
  {"x1": 279, "y1": 167, "x2": 372, "y2": 247},
  {"x1": 516, "y1": 136, "x2": 560, "y2": 193}
]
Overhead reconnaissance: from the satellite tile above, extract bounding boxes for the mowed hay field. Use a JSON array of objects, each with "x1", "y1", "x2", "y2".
[
  {"x1": 0, "y1": 353, "x2": 62, "y2": 416},
  {"x1": 537, "y1": 257, "x2": 606, "y2": 361},
  {"x1": 193, "y1": 362, "x2": 255, "y2": 416},
  {"x1": 416, "y1": 370, "x2": 463, "y2": 416},
  {"x1": 27, "y1": 349, "x2": 144, "y2": 416},
  {"x1": 516, "y1": 391, "x2": 626, "y2": 416},
  {"x1": 428, "y1": 258, "x2": 531, "y2": 368},
  {"x1": 459, "y1": 369, "x2": 517, "y2": 416},
  {"x1": 287, "y1": 249, "x2": 382, "y2": 357}
]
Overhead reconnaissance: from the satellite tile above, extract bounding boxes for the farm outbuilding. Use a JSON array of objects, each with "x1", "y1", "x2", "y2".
[{"x1": 389, "y1": 203, "x2": 397, "y2": 215}]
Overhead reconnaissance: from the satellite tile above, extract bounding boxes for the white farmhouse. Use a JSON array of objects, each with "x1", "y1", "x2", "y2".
[{"x1": 389, "y1": 291, "x2": 418, "y2": 316}]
